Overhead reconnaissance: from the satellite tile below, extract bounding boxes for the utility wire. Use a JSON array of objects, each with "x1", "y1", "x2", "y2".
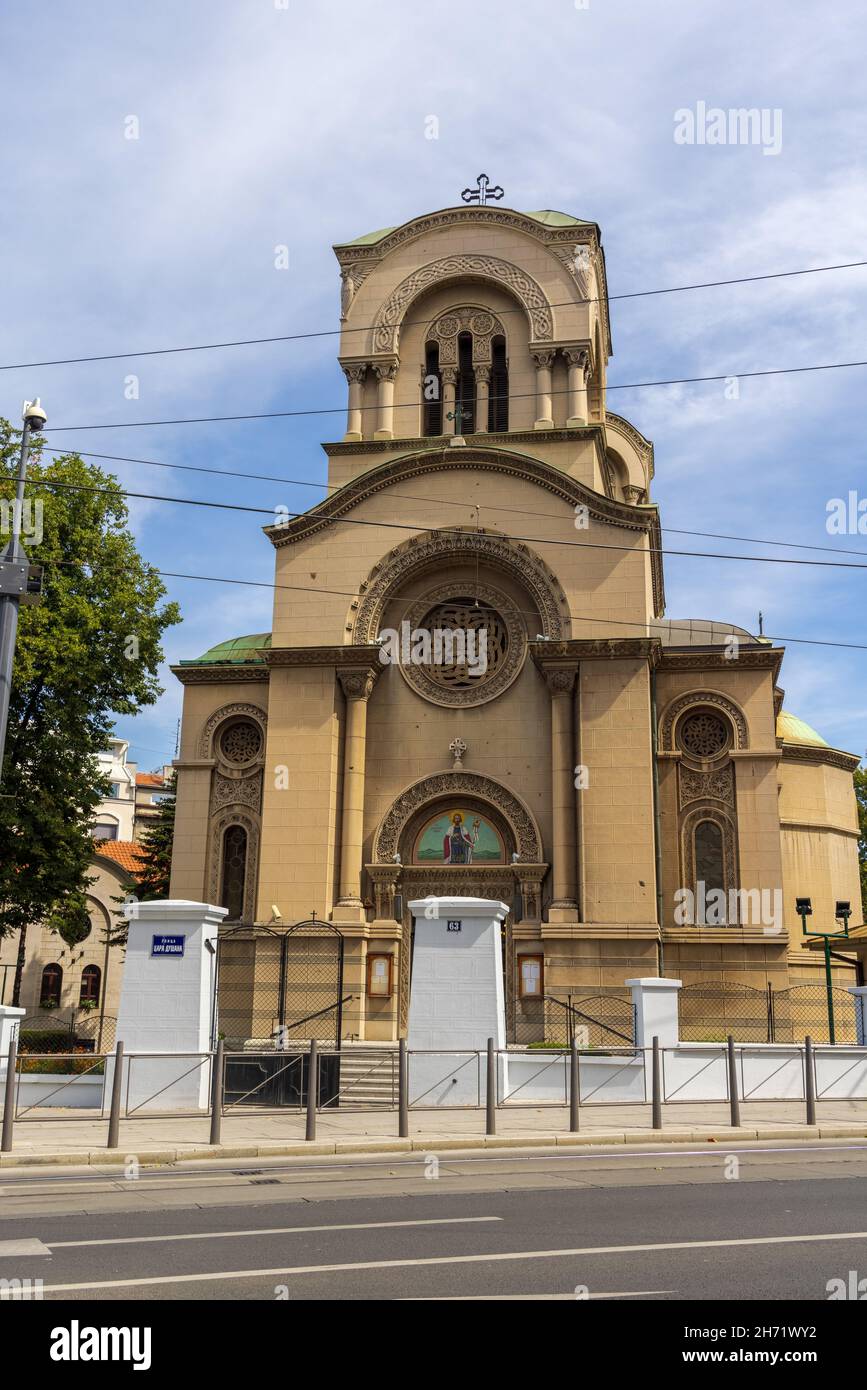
[
  {"x1": 37, "y1": 554, "x2": 867, "y2": 655},
  {"x1": 39, "y1": 356, "x2": 867, "y2": 434},
  {"x1": 32, "y1": 443, "x2": 867, "y2": 562},
  {"x1": 11, "y1": 473, "x2": 867, "y2": 570},
  {"x1": 2, "y1": 258, "x2": 866, "y2": 372}
]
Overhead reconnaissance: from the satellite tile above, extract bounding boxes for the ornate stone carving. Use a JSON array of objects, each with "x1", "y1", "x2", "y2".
[
  {"x1": 372, "y1": 359, "x2": 398, "y2": 383},
  {"x1": 207, "y1": 809, "x2": 260, "y2": 924},
  {"x1": 563, "y1": 346, "x2": 590, "y2": 375},
  {"x1": 351, "y1": 528, "x2": 567, "y2": 647},
  {"x1": 678, "y1": 764, "x2": 735, "y2": 810},
  {"x1": 449, "y1": 737, "x2": 467, "y2": 769},
  {"x1": 397, "y1": 582, "x2": 527, "y2": 708},
  {"x1": 197, "y1": 703, "x2": 267, "y2": 760},
  {"x1": 211, "y1": 771, "x2": 262, "y2": 814},
  {"x1": 427, "y1": 305, "x2": 505, "y2": 366},
  {"x1": 543, "y1": 666, "x2": 577, "y2": 697},
  {"x1": 373, "y1": 771, "x2": 543, "y2": 863},
  {"x1": 339, "y1": 262, "x2": 373, "y2": 319},
  {"x1": 660, "y1": 691, "x2": 748, "y2": 752},
  {"x1": 337, "y1": 667, "x2": 379, "y2": 702},
  {"x1": 342, "y1": 363, "x2": 368, "y2": 385},
  {"x1": 531, "y1": 349, "x2": 556, "y2": 370},
  {"x1": 374, "y1": 256, "x2": 552, "y2": 354}
]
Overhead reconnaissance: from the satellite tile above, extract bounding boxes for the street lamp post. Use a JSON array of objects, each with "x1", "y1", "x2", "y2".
[
  {"x1": 796, "y1": 896, "x2": 852, "y2": 1046},
  {"x1": 0, "y1": 399, "x2": 46, "y2": 787}
]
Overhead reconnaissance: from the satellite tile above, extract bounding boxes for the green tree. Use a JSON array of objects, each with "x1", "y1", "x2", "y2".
[
  {"x1": 0, "y1": 423, "x2": 180, "y2": 1001},
  {"x1": 855, "y1": 766, "x2": 867, "y2": 922}
]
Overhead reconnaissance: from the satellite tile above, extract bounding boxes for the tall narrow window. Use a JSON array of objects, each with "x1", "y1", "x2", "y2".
[
  {"x1": 455, "y1": 332, "x2": 475, "y2": 434},
  {"x1": 80, "y1": 965, "x2": 101, "y2": 1006},
  {"x1": 40, "y1": 963, "x2": 63, "y2": 1008},
  {"x1": 221, "y1": 825, "x2": 248, "y2": 921},
  {"x1": 422, "y1": 342, "x2": 442, "y2": 435},
  {"x1": 694, "y1": 819, "x2": 724, "y2": 896},
  {"x1": 489, "y1": 335, "x2": 508, "y2": 432}
]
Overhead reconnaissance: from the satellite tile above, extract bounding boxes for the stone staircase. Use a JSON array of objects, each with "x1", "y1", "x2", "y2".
[{"x1": 336, "y1": 1046, "x2": 399, "y2": 1108}]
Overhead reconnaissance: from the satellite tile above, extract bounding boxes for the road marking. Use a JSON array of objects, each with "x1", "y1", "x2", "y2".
[
  {"x1": 406, "y1": 1290, "x2": 676, "y2": 1300},
  {"x1": 0, "y1": 1239, "x2": 51, "y2": 1257},
  {"x1": 34, "y1": 1229, "x2": 867, "y2": 1292},
  {"x1": 48, "y1": 1215, "x2": 502, "y2": 1250}
]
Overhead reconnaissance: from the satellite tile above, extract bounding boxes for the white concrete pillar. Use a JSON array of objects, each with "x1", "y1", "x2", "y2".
[
  {"x1": 532, "y1": 350, "x2": 555, "y2": 429},
  {"x1": 474, "y1": 365, "x2": 490, "y2": 433},
  {"x1": 626, "y1": 976, "x2": 683, "y2": 1047},
  {"x1": 564, "y1": 347, "x2": 590, "y2": 426},
  {"x1": 114, "y1": 900, "x2": 227, "y2": 1111},
  {"x1": 0, "y1": 1005, "x2": 25, "y2": 1082},
  {"x1": 441, "y1": 368, "x2": 458, "y2": 435}
]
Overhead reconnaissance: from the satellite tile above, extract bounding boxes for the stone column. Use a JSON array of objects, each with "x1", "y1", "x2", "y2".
[
  {"x1": 342, "y1": 364, "x2": 367, "y2": 441},
  {"x1": 441, "y1": 367, "x2": 458, "y2": 435},
  {"x1": 474, "y1": 365, "x2": 490, "y2": 434},
  {"x1": 373, "y1": 360, "x2": 398, "y2": 440},
  {"x1": 564, "y1": 348, "x2": 590, "y2": 427},
  {"x1": 544, "y1": 666, "x2": 579, "y2": 919},
  {"x1": 532, "y1": 350, "x2": 555, "y2": 429},
  {"x1": 336, "y1": 667, "x2": 379, "y2": 915}
]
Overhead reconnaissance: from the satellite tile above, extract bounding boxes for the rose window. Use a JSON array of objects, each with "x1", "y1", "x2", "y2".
[
  {"x1": 419, "y1": 598, "x2": 509, "y2": 691},
  {"x1": 678, "y1": 711, "x2": 729, "y2": 759},
  {"x1": 219, "y1": 720, "x2": 263, "y2": 764}
]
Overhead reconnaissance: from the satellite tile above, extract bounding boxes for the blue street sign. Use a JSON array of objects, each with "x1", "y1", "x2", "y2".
[{"x1": 151, "y1": 934, "x2": 186, "y2": 958}]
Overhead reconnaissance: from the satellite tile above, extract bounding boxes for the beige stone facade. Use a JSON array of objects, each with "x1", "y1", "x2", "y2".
[{"x1": 168, "y1": 201, "x2": 863, "y2": 1042}]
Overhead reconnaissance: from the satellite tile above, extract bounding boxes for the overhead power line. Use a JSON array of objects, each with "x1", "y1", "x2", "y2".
[
  {"x1": 37, "y1": 553, "x2": 867, "y2": 656},
  {"x1": 9, "y1": 473, "x2": 867, "y2": 571},
  {"x1": 36, "y1": 356, "x2": 867, "y2": 434},
  {"x1": 3, "y1": 258, "x2": 865, "y2": 373},
  {"x1": 33, "y1": 442, "x2": 867, "y2": 562}
]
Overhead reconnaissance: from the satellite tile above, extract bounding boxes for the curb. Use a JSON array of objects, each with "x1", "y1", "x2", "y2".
[{"x1": 1, "y1": 1124, "x2": 865, "y2": 1170}]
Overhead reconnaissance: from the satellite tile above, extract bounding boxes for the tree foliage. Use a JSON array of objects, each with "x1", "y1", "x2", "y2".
[{"x1": 0, "y1": 422, "x2": 180, "y2": 943}]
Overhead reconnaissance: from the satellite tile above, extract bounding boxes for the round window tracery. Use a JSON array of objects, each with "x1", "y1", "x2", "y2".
[
  {"x1": 397, "y1": 583, "x2": 527, "y2": 708},
  {"x1": 678, "y1": 710, "x2": 729, "y2": 759},
  {"x1": 219, "y1": 720, "x2": 263, "y2": 765}
]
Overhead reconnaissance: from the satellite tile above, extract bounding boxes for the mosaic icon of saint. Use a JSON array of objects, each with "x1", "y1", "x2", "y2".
[{"x1": 443, "y1": 812, "x2": 481, "y2": 864}]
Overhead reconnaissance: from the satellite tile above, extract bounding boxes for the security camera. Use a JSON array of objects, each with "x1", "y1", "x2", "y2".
[
  {"x1": 269, "y1": 904, "x2": 282, "y2": 923},
  {"x1": 22, "y1": 398, "x2": 47, "y2": 431}
]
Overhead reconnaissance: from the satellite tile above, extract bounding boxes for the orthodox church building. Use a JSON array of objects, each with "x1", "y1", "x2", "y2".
[{"x1": 169, "y1": 193, "x2": 862, "y2": 1044}]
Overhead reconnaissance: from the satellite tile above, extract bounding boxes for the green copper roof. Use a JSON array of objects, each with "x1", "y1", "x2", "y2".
[
  {"x1": 336, "y1": 209, "x2": 592, "y2": 248},
  {"x1": 776, "y1": 711, "x2": 830, "y2": 748},
  {"x1": 180, "y1": 633, "x2": 271, "y2": 667}
]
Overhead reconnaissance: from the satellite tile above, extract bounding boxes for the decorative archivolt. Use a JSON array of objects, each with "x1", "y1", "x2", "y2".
[
  {"x1": 349, "y1": 528, "x2": 569, "y2": 644},
  {"x1": 659, "y1": 690, "x2": 749, "y2": 753},
  {"x1": 197, "y1": 702, "x2": 268, "y2": 761},
  {"x1": 208, "y1": 808, "x2": 260, "y2": 925},
  {"x1": 680, "y1": 804, "x2": 739, "y2": 903},
  {"x1": 374, "y1": 256, "x2": 552, "y2": 354},
  {"x1": 426, "y1": 305, "x2": 506, "y2": 367},
  {"x1": 373, "y1": 770, "x2": 543, "y2": 863}
]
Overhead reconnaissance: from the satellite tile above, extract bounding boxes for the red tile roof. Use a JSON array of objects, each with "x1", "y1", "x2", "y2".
[
  {"x1": 93, "y1": 840, "x2": 146, "y2": 876},
  {"x1": 136, "y1": 772, "x2": 165, "y2": 788}
]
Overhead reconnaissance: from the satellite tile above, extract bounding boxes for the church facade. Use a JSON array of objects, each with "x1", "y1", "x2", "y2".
[{"x1": 169, "y1": 197, "x2": 862, "y2": 1044}]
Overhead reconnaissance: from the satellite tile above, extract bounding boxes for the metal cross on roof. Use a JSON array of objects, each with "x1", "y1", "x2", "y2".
[{"x1": 461, "y1": 174, "x2": 504, "y2": 206}]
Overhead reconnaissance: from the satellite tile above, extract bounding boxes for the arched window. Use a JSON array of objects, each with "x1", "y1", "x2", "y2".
[
  {"x1": 220, "y1": 825, "x2": 248, "y2": 921},
  {"x1": 694, "y1": 819, "x2": 724, "y2": 896},
  {"x1": 40, "y1": 963, "x2": 63, "y2": 1008},
  {"x1": 422, "y1": 342, "x2": 442, "y2": 436},
  {"x1": 79, "y1": 964, "x2": 101, "y2": 1006},
  {"x1": 455, "y1": 332, "x2": 475, "y2": 434},
  {"x1": 489, "y1": 335, "x2": 508, "y2": 432}
]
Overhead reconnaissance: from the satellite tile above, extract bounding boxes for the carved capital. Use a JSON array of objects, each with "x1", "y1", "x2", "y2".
[
  {"x1": 543, "y1": 665, "x2": 577, "y2": 698},
  {"x1": 338, "y1": 666, "x2": 379, "y2": 702},
  {"x1": 440, "y1": 366, "x2": 459, "y2": 386},
  {"x1": 342, "y1": 363, "x2": 368, "y2": 385},
  {"x1": 372, "y1": 359, "x2": 398, "y2": 383},
  {"x1": 532, "y1": 350, "x2": 556, "y2": 371},
  {"x1": 563, "y1": 346, "x2": 590, "y2": 375},
  {"x1": 474, "y1": 364, "x2": 492, "y2": 384}
]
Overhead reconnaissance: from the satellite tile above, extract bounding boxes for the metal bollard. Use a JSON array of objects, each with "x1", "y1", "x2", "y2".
[
  {"x1": 486, "y1": 1037, "x2": 496, "y2": 1136},
  {"x1": 106, "y1": 1040, "x2": 124, "y2": 1150},
  {"x1": 305, "y1": 1039, "x2": 318, "y2": 1141},
  {"x1": 1, "y1": 1036, "x2": 18, "y2": 1153},
  {"x1": 804, "y1": 1035, "x2": 816, "y2": 1126},
  {"x1": 209, "y1": 1039, "x2": 224, "y2": 1146},
  {"x1": 398, "y1": 1038, "x2": 409, "y2": 1139},
  {"x1": 727, "y1": 1034, "x2": 741, "y2": 1128},
  {"x1": 651, "y1": 1036, "x2": 662, "y2": 1130},
  {"x1": 569, "y1": 1036, "x2": 580, "y2": 1132}
]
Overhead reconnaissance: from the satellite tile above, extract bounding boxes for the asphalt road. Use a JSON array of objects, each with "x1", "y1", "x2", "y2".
[{"x1": 1, "y1": 1140, "x2": 867, "y2": 1300}]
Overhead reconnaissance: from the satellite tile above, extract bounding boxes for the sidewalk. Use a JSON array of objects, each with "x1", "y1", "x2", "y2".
[{"x1": 2, "y1": 1100, "x2": 867, "y2": 1167}]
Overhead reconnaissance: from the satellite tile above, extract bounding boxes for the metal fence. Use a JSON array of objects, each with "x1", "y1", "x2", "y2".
[
  {"x1": 512, "y1": 990, "x2": 635, "y2": 1048},
  {"x1": 679, "y1": 981, "x2": 858, "y2": 1045},
  {"x1": 5, "y1": 1035, "x2": 867, "y2": 1154}
]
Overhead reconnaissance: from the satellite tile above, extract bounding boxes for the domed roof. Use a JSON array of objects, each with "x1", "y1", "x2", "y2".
[
  {"x1": 180, "y1": 633, "x2": 271, "y2": 667},
  {"x1": 336, "y1": 208, "x2": 592, "y2": 248},
  {"x1": 776, "y1": 711, "x2": 829, "y2": 748}
]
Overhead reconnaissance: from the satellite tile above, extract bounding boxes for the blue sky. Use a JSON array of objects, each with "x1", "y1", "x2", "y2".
[{"x1": 1, "y1": 0, "x2": 865, "y2": 769}]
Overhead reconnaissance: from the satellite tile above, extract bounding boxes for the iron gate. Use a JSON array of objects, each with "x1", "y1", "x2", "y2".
[
  {"x1": 215, "y1": 919, "x2": 346, "y2": 1049},
  {"x1": 679, "y1": 979, "x2": 859, "y2": 1044}
]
